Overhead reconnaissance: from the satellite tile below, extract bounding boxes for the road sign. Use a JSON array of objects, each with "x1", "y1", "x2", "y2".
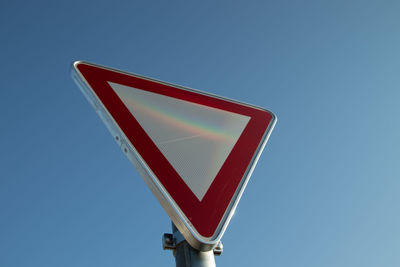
[{"x1": 71, "y1": 61, "x2": 276, "y2": 251}]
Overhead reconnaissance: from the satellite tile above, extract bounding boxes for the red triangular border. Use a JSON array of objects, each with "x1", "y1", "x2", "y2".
[{"x1": 76, "y1": 62, "x2": 274, "y2": 238}]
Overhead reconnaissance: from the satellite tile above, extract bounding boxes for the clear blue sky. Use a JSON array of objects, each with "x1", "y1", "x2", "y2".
[{"x1": 1, "y1": 1, "x2": 400, "y2": 266}]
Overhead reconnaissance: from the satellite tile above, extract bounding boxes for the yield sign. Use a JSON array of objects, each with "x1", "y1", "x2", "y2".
[{"x1": 72, "y1": 61, "x2": 276, "y2": 251}]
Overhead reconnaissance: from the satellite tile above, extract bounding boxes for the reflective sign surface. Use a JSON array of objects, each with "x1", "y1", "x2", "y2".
[{"x1": 72, "y1": 61, "x2": 276, "y2": 251}]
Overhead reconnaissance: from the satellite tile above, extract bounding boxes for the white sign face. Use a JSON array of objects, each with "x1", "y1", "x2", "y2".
[
  {"x1": 109, "y1": 81, "x2": 250, "y2": 201},
  {"x1": 72, "y1": 61, "x2": 276, "y2": 251}
]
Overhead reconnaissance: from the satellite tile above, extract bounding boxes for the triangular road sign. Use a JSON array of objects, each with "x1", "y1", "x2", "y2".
[{"x1": 72, "y1": 61, "x2": 276, "y2": 251}]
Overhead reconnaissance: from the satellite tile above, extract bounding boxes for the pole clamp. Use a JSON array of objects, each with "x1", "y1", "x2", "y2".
[{"x1": 162, "y1": 233, "x2": 223, "y2": 255}]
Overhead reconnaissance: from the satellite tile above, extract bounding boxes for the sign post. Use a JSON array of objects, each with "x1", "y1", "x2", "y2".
[
  {"x1": 166, "y1": 222, "x2": 217, "y2": 267},
  {"x1": 72, "y1": 61, "x2": 276, "y2": 265}
]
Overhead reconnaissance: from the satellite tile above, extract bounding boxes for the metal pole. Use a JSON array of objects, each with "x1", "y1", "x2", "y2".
[
  {"x1": 172, "y1": 223, "x2": 216, "y2": 267},
  {"x1": 163, "y1": 222, "x2": 217, "y2": 267}
]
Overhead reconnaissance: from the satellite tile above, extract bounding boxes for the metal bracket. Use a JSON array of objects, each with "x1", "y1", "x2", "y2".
[
  {"x1": 162, "y1": 233, "x2": 176, "y2": 250},
  {"x1": 162, "y1": 233, "x2": 223, "y2": 256},
  {"x1": 213, "y1": 241, "x2": 223, "y2": 256}
]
